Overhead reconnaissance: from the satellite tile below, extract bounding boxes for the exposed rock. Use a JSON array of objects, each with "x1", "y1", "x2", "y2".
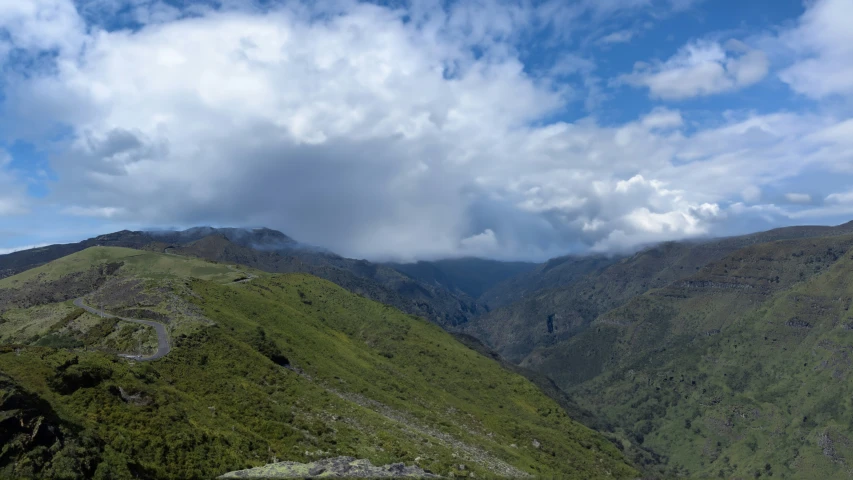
[
  {"x1": 680, "y1": 280, "x2": 754, "y2": 290},
  {"x1": 786, "y1": 319, "x2": 812, "y2": 329},
  {"x1": 219, "y1": 456, "x2": 440, "y2": 478}
]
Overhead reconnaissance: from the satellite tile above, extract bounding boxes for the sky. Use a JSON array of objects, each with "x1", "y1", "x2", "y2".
[{"x1": 0, "y1": 0, "x2": 851, "y2": 261}]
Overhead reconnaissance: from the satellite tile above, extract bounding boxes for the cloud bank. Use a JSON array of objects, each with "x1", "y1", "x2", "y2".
[{"x1": 0, "y1": 0, "x2": 851, "y2": 261}]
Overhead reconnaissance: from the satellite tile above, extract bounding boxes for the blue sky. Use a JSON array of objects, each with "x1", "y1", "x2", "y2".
[{"x1": 0, "y1": 0, "x2": 852, "y2": 261}]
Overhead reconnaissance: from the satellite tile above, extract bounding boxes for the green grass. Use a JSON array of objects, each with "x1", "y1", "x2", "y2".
[
  {"x1": 0, "y1": 302, "x2": 80, "y2": 344},
  {"x1": 0, "y1": 300, "x2": 158, "y2": 357},
  {"x1": 0, "y1": 249, "x2": 638, "y2": 479},
  {"x1": 0, "y1": 247, "x2": 255, "y2": 289}
]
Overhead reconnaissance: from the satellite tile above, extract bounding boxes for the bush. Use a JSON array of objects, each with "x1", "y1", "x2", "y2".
[{"x1": 34, "y1": 334, "x2": 84, "y2": 349}]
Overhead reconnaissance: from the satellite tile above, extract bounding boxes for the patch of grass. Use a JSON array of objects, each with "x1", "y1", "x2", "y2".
[
  {"x1": 0, "y1": 247, "x2": 258, "y2": 290},
  {"x1": 0, "y1": 302, "x2": 80, "y2": 344}
]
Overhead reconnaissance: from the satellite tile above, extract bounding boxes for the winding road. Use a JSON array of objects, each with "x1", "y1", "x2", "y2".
[
  {"x1": 71, "y1": 267, "x2": 256, "y2": 361},
  {"x1": 73, "y1": 298, "x2": 171, "y2": 361}
]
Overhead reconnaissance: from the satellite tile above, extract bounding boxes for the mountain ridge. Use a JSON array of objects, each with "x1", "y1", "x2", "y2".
[{"x1": 0, "y1": 228, "x2": 485, "y2": 329}]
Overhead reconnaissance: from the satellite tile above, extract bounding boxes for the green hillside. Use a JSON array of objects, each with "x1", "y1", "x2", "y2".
[
  {"x1": 0, "y1": 247, "x2": 637, "y2": 479},
  {"x1": 468, "y1": 221, "x2": 853, "y2": 367},
  {"x1": 551, "y1": 234, "x2": 853, "y2": 478}
]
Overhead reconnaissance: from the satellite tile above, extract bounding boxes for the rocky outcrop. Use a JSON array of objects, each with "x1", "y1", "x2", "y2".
[{"x1": 219, "y1": 456, "x2": 440, "y2": 478}]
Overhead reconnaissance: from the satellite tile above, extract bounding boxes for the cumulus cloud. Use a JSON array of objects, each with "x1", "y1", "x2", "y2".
[
  {"x1": 778, "y1": 0, "x2": 853, "y2": 99},
  {"x1": 618, "y1": 39, "x2": 769, "y2": 100},
  {"x1": 0, "y1": 0, "x2": 851, "y2": 260},
  {"x1": 0, "y1": 0, "x2": 85, "y2": 61}
]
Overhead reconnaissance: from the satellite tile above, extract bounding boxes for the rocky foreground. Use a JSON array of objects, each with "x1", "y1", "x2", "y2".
[{"x1": 219, "y1": 456, "x2": 441, "y2": 478}]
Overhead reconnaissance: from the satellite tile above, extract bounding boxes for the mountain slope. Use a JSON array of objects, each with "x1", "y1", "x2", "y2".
[
  {"x1": 387, "y1": 258, "x2": 537, "y2": 300},
  {"x1": 0, "y1": 228, "x2": 485, "y2": 329},
  {"x1": 478, "y1": 254, "x2": 619, "y2": 309},
  {"x1": 560, "y1": 233, "x2": 853, "y2": 478},
  {"x1": 0, "y1": 247, "x2": 638, "y2": 479},
  {"x1": 468, "y1": 221, "x2": 853, "y2": 365},
  {"x1": 164, "y1": 234, "x2": 485, "y2": 328}
]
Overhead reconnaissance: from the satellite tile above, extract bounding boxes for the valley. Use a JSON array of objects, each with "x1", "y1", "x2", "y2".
[
  {"x1": 0, "y1": 245, "x2": 636, "y2": 479},
  {"x1": 6, "y1": 222, "x2": 853, "y2": 478}
]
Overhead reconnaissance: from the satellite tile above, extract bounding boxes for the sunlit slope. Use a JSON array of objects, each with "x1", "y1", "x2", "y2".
[
  {"x1": 0, "y1": 246, "x2": 248, "y2": 289},
  {"x1": 0, "y1": 249, "x2": 637, "y2": 479}
]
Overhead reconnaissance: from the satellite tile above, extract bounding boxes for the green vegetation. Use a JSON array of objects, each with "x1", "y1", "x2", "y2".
[
  {"x1": 0, "y1": 247, "x2": 637, "y2": 479},
  {"x1": 0, "y1": 246, "x2": 247, "y2": 289},
  {"x1": 558, "y1": 235, "x2": 853, "y2": 478},
  {"x1": 0, "y1": 302, "x2": 81, "y2": 344}
]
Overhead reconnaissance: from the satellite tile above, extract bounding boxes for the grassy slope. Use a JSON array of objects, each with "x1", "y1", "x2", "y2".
[
  {"x1": 166, "y1": 235, "x2": 487, "y2": 329},
  {"x1": 0, "y1": 248, "x2": 637, "y2": 479},
  {"x1": 0, "y1": 247, "x2": 246, "y2": 289},
  {"x1": 561, "y1": 235, "x2": 853, "y2": 478}
]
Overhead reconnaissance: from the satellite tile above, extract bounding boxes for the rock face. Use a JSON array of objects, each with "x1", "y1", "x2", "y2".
[{"x1": 219, "y1": 456, "x2": 440, "y2": 478}]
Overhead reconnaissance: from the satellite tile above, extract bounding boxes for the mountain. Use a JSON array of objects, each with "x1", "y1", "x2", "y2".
[
  {"x1": 467, "y1": 221, "x2": 853, "y2": 364},
  {"x1": 148, "y1": 226, "x2": 300, "y2": 251},
  {"x1": 0, "y1": 227, "x2": 297, "y2": 280},
  {"x1": 0, "y1": 247, "x2": 638, "y2": 479},
  {"x1": 478, "y1": 254, "x2": 621, "y2": 309},
  {"x1": 0, "y1": 228, "x2": 484, "y2": 329},
  {"x1": 160, "y1": 234, "x2": 485, "y2": 328},
  {"x1": 558, "y1": 232, "x2": 853, "y2": 478},
  {"x1": 386, "y1": 258, "x2": 538, "y2": 300},
  {"x1": 445, "y1": 221, "x2": 853, "y2": 478}
]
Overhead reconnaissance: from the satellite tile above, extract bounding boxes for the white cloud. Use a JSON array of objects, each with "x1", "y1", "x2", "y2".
[
  {"x1": 641, "y1": 107, "x2": 683, "y2": 130},
  {"x1": 460, "y1": 229, "x2": 499, "y2": 255},
  {"x1": 784, "y1": 193, "x2": 811, "y2": 204},
  {"x1": 0, "y1": 244, "x2": 50, "y2": 255},
  {"x1": 619, "y1": 39, "x2": 769, "y2": 100},
  {"x1": 778, "y1": 0, "x2": 853, "y2": 99},
  {"x1": 599, "y1": 29, "x2": 635, "y2": 44},
  {"x1": 742, "y1": 186, "x2": 761, "y2": 203},
  {"x1": 826, "y1": 191, "x2": 853, "y2": 205},
  {"x1": 0, "y1": 0, "x2": 851, "y2": 260},
  {"x1": 0, "y1": 0, "x2": 85, "y2": 62},
  {"x1": 62, "y1": 206, "x2": 126, "y2": 218}
]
